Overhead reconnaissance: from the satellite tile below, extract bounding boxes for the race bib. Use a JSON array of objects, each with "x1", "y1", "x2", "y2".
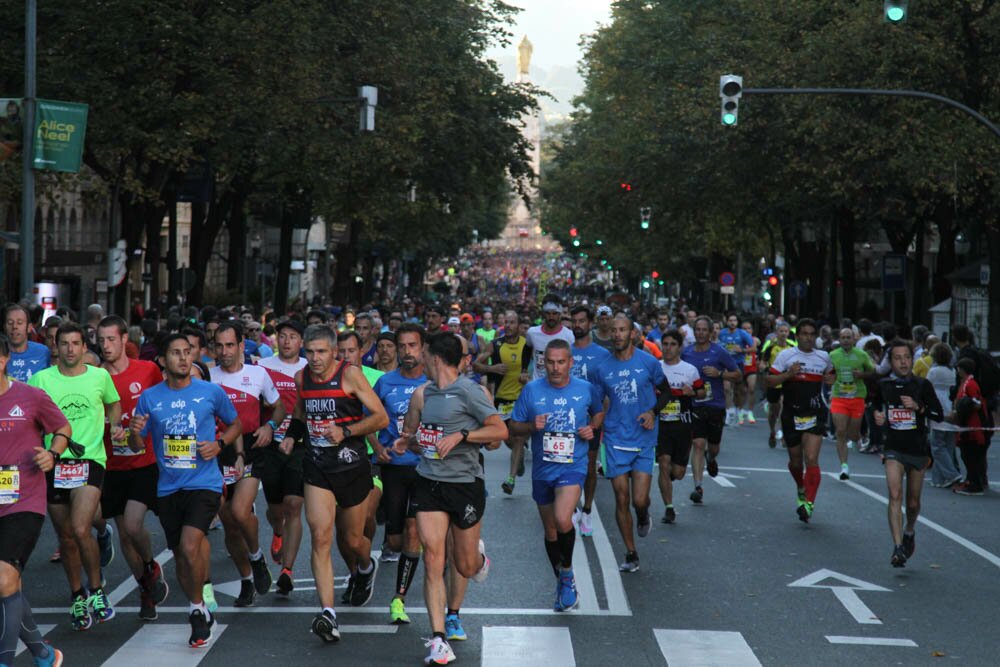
[
  {"x1": 0, "y1": 465, "x2": 19, "y2": 505},
  {"x1": 888, "y1": 408, "x2": 917, "y2": 430},
  {"x1": 838, "y1": 382, "x2": 857, "y2": 399},
  {"x1": 793, "y1": 415, "x2": 817, "y2": 431},
  {"x1": 498, "y1": 401, "x2": 515, "y2": 418},
  {"x1": 744, "y1": 355, "x2": 754, "y2": 368},
  {"x1": 659, "y1": 400, "x2": 682, "y2": 422},
  {"x1": 54, "y1": 461, "x2": 89, "y2": 489},
  {"x1": 164, "y1": 435, "x2": 198, "y2": 469},
  {"x1": 726, "y1": 343, "x2": 740, "y2": 354},
  {"x1": 222, "y1": 463, "x2": 251, "y2": 485},
  {"x1": 307, "y1": 418, "x2": 335, "y2": 448},
  {"x1": 542, "y1": 431, "x2": 574, "y2": 464},
  {"x1": 417, "y1": 424, "x2": 444, "y2": 460},
  {"x1": 696, "y1": 382, "x2": 713, "y2": 403}
]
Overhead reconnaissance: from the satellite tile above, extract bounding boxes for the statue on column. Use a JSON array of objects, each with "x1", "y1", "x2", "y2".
[{"x1": 517, "y1": 36, "x2": 533, "y2": 76}]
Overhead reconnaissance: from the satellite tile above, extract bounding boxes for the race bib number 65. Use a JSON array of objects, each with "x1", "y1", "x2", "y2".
[{"x1": 542, "y1": 431, "x2": 574, "y2": 464}]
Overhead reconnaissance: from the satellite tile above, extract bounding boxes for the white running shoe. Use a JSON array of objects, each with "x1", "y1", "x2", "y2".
[
  {"x1": 578, "y1": 510, "x2": 593, "y2": 537},
  {"x1": 424, "y1": 636, "x2": 456, "y2": 664},
  {"x1": 471, "y1": 540, "x2": 490, "y2": 584}
]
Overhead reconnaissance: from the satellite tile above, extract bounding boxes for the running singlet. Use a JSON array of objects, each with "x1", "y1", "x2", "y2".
[
  {"x1": 770, "y1": 348, "x2": 832, "y2": 415},
  {"x1": 829, "y1": 347, "x2": 874, "y2": 400},
  {"x1": 361, "y1": 344, "x2": 378, "y2": 369},
  {"x1": 8, "y1": 341, "x2": 49, "y2": 382},
  {"x1": 0, "y1": 382, "x2": 68, "y2": 517},
  {"x1": 210, "y1": 364, "x2": 281, "y2": 435},
  {"x1": 258, "y1": 356, "x2": 308, "y2": 442},
  {"x1": 681, "y1": 343, "x2": 739, "y2": 410},
  {"x1": 104, "y1": 359, "x2": 162, "y2": 471},
  {"x1": 136, "y1": 380, "x2": 237, "y2": 496},
  {"x1": 512, "y1": 377, "x2": 602, "y2": 481},
  {"x1": 875, "y1": 375, "x2": 942, "y2": 456},
  {"x1": 29, "y1": 365, "x2": 120, "y2": 466},
  {"x1": 476, "y1": 327, "x2": 497, "y2": 343},
  {"x1": 592, "y1": 349, "x2": 666, "y2": 451},
  {"x1": 301, "y1": 361, "x2": 367, "y2": 472},
  {"x1": 525, "y1": 325, "x2": 575, "y2": 381},
  {"x1": 373, "y1": 370, "x2": 427, "y2": 467},
  {"x1": 658, "y1": 360, "x2": 704, "y2": 426},
  {"x1": 718, "y1": 328, "x2": 754, "y2": 366},
  {"x1": 493, "y1": 336, "x2": 527, "y2": 402}
]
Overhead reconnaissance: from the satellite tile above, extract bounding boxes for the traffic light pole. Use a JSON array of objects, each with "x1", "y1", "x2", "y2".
[{"x1": 741, "y1": 87, "x2": 1000, "y2": 140}]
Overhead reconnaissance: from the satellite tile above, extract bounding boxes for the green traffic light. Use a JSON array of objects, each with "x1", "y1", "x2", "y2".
[
  {"x1": 886, "y1": 6, "x2": 904, "y2": 20},
  {"x1": 596, "y1": 239, "x2": 603, "y2": 245},
  {"x1": 642, "y1": 280, "x2": 651, "y2": 289},
  {"x1": 640, "y1": 221, "x2": 649, "y2": 230},
  {"x1": 572, "y1": 239, "x2": 580, "y2": 247},
  {"x1": 657, "y1": 280, "x2": 664, "y2": 286},
  {"x1": 722, "y1": 113, "x2": 737, "y2": 125}
]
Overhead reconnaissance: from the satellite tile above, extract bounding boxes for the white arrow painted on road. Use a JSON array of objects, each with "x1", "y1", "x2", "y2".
[
  {"x1": 710, "y1": 472, "x2": 744, "y2": 488},
  {"x1": 788, "y1": 569, "x2": 889, "y2": 625}
]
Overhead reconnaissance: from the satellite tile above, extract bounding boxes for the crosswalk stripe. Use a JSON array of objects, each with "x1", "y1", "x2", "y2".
[
  {"x1": 654, "y1": 629, "x2": 762, "y2": 666},
  {"x1": 101, "y1": 623, "x2": 228, "y2": 666},
  {"x1": 572, "y1": 528, "x2": 600, "y2": 613},
  {"x1": 15, "y1": 624, "x2": 55, "y2": 657},
  {"x1": 481, "y1": 626, "x2": 575, "y2": 667},
  {"x1": 587, "y1": 504, "x2": 630, "y2": 615}
]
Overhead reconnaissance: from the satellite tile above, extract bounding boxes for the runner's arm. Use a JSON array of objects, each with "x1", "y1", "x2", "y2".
[{"x1": 343, "y1": 364, "x2": 390, "y2": 437}]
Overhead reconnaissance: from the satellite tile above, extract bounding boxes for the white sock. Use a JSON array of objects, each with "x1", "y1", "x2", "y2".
[
  {"x1": 190, "y1": 601, "x2": 207, "y2": 615},
  {"x1": 357, "y1": 560, "x2": 374, "y2": 575},
  {"x1": 250, "y1": 549, "x2": 263, "y2": 561},
  {"x1": 323, "y1": 606, "x2": 336, "y2": 618}
]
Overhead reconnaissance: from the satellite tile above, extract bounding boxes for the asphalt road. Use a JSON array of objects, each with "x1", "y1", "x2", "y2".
[{"x1": 14, "y1": 415, "x2": 1000, "y2": 666}]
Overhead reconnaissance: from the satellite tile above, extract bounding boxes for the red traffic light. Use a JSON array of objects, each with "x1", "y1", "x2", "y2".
[
  {"x1": 767, "y1": 276, "x2": 779, "y2": 287},
  {"x1": 620, "y1": 182, "x2": 632, "y2": 192},
  {"x1": 569, "y1": 227, "x2": 578, "y2": 237},
  {"x1": 651, "y1": 271, "x2": 660, "y2": 279}
]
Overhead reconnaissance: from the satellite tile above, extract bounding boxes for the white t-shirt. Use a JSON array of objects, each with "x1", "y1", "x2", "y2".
[{"x1": 525, "y1": 325, "x2": 575, "y2": 381}]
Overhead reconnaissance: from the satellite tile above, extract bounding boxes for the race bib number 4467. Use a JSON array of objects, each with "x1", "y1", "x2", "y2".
[{"x1": 54, "y1": 461, "x2": 89, "y2": 489}]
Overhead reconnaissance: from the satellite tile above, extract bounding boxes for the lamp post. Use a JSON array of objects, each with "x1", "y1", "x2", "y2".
[{"x1": 250, "y1": 233, "x2": 262, "y2": 312}]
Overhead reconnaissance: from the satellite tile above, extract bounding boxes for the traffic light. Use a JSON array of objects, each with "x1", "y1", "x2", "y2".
[
  {"x1": 767, "y1": 275, "x2": 779, "y2": 288},
  {"x1": 620, "y1": 182, "x2": 633, "y2": 193},
  {"x1": 595, "y1": 239, "x2": 603, "y2": 245},
  {"x1": 642, "y1": 280, "x2": 651, "y2": 289},
  {"x1": 569, "y1": 227, "x2": 578, "y2": 237},
  {"x1": 651, "y1": 271, "x2": 660, "y2": 279},
  {"x1": 883, "y1": 0, "x2": 908, "y2": 22},
  {"x1": 719, "y1": 74, "x2": 743, "y2": 126},
  {"x1": 640, "y1": 207, "x2": 651, "y2": 230},
  {"x1": 657, "y1": 279, "x2": 665, "y2": 286},
  {"x1": 762, "y1": 267, "x2": 774, "y2": 277},
  {"x1": 572, "y1": 238, "x2": 580, "y2": 247}
]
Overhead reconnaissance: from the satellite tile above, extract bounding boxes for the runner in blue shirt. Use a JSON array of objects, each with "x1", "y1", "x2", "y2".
[
  {"x1": 3, "y1": 304, "x2": 50, "y2": 382},
  {"x1": 681, "y1": 316, "x2": 742, "y2": 505},
  {"x1": 717, "y1": 312, "x2": 755, "y2": 426},
  {"x1": 510, "y1": 339, "x2": 603, "y2": 611},
  {"x1": 591, "y1": 313, "x2": 672, "y2": 573},
  {"x1": 130, "y1": 333, "x2": 241, "y2": 648}
]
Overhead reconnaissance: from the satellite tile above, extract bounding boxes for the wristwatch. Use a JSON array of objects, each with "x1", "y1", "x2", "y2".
[
  {"x1": 217, "y1": 438, "x2": 226, "y2": 450},
  {"x1": 460, "y1": 429, "x2": 470, "y2": 441},
  {"x1": 266, "y1": 419, "x2": 278, "y2": 431},
  {"x1": 341, "y1": 426, "x2": 352, "y2": 441}
]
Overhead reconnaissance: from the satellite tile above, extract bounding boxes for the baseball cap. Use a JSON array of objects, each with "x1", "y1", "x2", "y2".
[
  {"x1": 596, "y1": 305, "x2": 613, "y2": 316},
  {"x1": 460, "y1": 313, "x2": 475, "y2": 324},
  {"x1": 276, "y1": 319, "x2": 305, "y2": 337},
  {"x1": 377, "y1": 331, "x2": 396, "y2": 344},
  {"x1": 447, "y1": 316, "x2": 461, "y2": 327}
]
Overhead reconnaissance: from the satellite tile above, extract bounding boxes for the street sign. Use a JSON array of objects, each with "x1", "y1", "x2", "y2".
[
  {"x1": 719, "y1": 271, "x2": 735, "y2": 286},
  {"x1": 720, "y1": 285, "x2": 735, "y2": 294},
  {"x1": 789, "y1": 280, "x2": 807, "y2": 299},
  {"x1": 882, "y1": 254, "x2": 906, "y2": 291}
]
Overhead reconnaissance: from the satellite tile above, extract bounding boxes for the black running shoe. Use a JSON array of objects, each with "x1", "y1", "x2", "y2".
[
  {"x1": 637, "y1": 511, "x2": 652, "y2": 537},
  {"x1": 189, "y1": 609, "x2": 214, "y2": 647},
  {"x1": 350, "y1": 560, "x2": 378, "y2": 607},
  {"x1": 234, "y1": 579, "x2": 256, "y2": 607},
  {"x1": 768, "y1": 434, "x2": 777, "y2": 448},
  {"x1": 901, "y1": 533, "x2": 915, "y2": 559},
  {"x1": 706, "y1": 457, "x2": 719, "y2": 478},
  {"x1": 340, "y1": 576, "x2": 354, "y2": 605},
  {"x1": 796, "y1": 503, "x2": 812, "y2": 524},
  {"x1": 311, "y1": 610, "x2": 340, "y2": 643},
  {"x1": 891, "y1": 545, "x2": 907, "y2": 568},
  {"x1": 250, "y1": 555, "x2": 272, "y2": 595},
  {"x1": 661, "y1": 506, "x2": 676, "y2": 524},
  {"x1": 138, "y1": 589, "x2": 157, "y2": 621},
  {"x1": 689, "y1": 486, "x2": 703, "y2": 504},
  {"x1": 276, "y1": 568, "x2": 294, "y2": 596}
]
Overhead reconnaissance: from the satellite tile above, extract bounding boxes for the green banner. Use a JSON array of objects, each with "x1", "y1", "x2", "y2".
[{"x1": 32, "y1": 99, "x2": 88, "y2": 173}]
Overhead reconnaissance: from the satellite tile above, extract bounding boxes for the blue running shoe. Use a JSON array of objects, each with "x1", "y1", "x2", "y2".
[
  {"x1": 444, "y1": 613, "x2": 467, "y2": 641},
  {"x1": 557, "y1": 570, "x2": 578, "y2": 611}
]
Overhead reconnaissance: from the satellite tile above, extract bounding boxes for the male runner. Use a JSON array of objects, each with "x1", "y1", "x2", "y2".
[
  {"x1": 509, "y1": 340, "x2": 603, "y2": 610},
  {"x1": 591, "y1": 305, "x2": 615, "y2": 351},
  {"x1": 211, "y1": 322, "x2": 284, "y2": 606},
  {"x1": 829, "y1": 328, "x2": 875, "y2": 481},
  {"x1": 873, "y1": 340, "x2": 942, "y2": 566},
  {"x1": 645, "y1": 309, "x2": 672, "y2": 346},
  {"x1": 29, "y1": 322, "x2": 122, "y2": 630},
  {"x1": 681, "y1": 316, "x2": 741, "y2": 505},
  {"x1": 761, "y1": 322, "x2": 796, "y2": 447},
  {"x1": 257, "y1": 320, "x2": 308, "y2": 595},
  {"x1": 97, "y1": 316, "x2": 169, "y2": 620},
  {"x1": 375, "y1": 332, "x2": 399, "y2": 373},
  {"x1": 767, "y1": 319, "x2": 834, "y2": 523},
  {"x1": 3, "y1": 303, "x2": 49, "y2": 382},
  {"x1": 280, "y1": 325, "x2": 388, "y2": 643},
  {"x1": 354, "y1": 314, "x2": 378, "y2": 368},
  {"x1": 475, "y1": 310, "x2": 497, "y2": 344},
  {"x1": 0, "y1": 333, "x2": 70, "y2": 667},
  {"x1": 718, "y1": 313, "x2": 754, "y2": 427},
  {"x1": 591, "y1": 313, "x2": 670, "y2": 572},
  {"x1": 524, "y1": 300, "x2": 575, "y2": 382},
  {"x1": 656, "y1": 331, "x2": 705, "y2": 524},
  {"x1": 568, "y1": 305, "x2": 610, "y2": 536},
  {"x1": 737, "y1": 319, "x2": 761, "y2": 425},
  {"x1": 131, "y1": 334, "x2": 242, "y2": 646},
  {"x1": 392, "y1": 332, "x2": 506, "y2": 665}
]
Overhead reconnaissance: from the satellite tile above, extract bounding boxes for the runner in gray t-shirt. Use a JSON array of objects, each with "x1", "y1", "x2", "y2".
[{"x1": 392, "y1": 332, "x2": 507, "y2": 665}]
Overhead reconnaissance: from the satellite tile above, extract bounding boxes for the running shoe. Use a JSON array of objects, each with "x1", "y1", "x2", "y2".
[
  {"x1": 88, "y1": 588, "x2": 115, "y2": 623},
  {"x1": 572, "y1": 508, "x2": 581, "y2": 529},
  {"x1": 891, "y1": 545, "x2": 907, "y2": 568},
  {"x1": 618, "y1": 551, "x2": 639, "y2": 573},
  {"x1": 97, "y1": 524, "x2": 115, "y2": 568},
  {"x1": 234, "y1": 579, "x2": 256, "y2": 607},
  {"x1": 33, "y1": 645, "x2": 63, "y2": 667},
  {"x1": 768, "y1": 433, "x2": 777, "y2": 448},
  {"x1": 471, "y1": 539, "x2": 490, "y2": 584},
  {"x1": 557, "y1": 570, "x2": 578, "y2": 611},
  {"x1": 188, "y1": 609, "x2": 214, "y2": 647},
  {"x1": 578, "y1": 510, "x2": 593, "y2": 537},
  {"x1": 311, "y1": 609, "x2": 340, "y2": 643},
  {"x1": 954, "y1": 483, "x2": 985, "y2": 496},
  {"x1": 49, "y1": 549, "x2": 61, "y2": 563},
  {"x1": 737, "y1": 412, "x2": 745, "y2": 426},
  {"x1": 846, "y1": 439, "x2": 854, "y2": 449},
  {"x1": 270, "y1": 534, "x2": 283, "y2": 564},
  {"x1": 445, "y1": 613, "x2": 467, "y2": 641},
  {"x1": 250, "y1": 555, "x2": 273, "y2": 594},
  {"x1": 637, "y1": 511, "x2": 652, "y2": 537},
  {"x1": 797, "y1": 487, "x2": 806, "y2": 506},
  {"x1": 341, "y1": 576, "x2": 355, "y2": 605},
  {"x1": 901, "y1": 533, "x2": 915, "y2": 559},
  {"x1": 746, "y1": 411, "x2": 757, "y2": 425},
  {"x1": 662, "y1": 506, "x2": 676, "y2": 524},
  {"x1": 424, "y1": 636, "x2": 457, "y2": 664},
  {"x1": 276, "y1": 568, "x2": 294, "y2": 596},
  {"x1": 706, "y1": 456, "x2": 719, "y2": 478},
  {"x1": 143, "y1": 560, "x2": 169, "y2": 605},
  {"x1": 690, "y1": 486, "x2": 703, "y2": 504},
  {"x1": 776, "y1": 429, "x2": 784, "y2": 443},
  {"x1": 796, "y1": 501, "x2": 813, "y2": 524},
  {"x1": 380, "y1": 546, "x2": 401, "y2": 563},
  {"x1": 501, "y1": 476, "x2": 515, "y2": 495},
  {"x1": 203, "y1": 583, "x2": 218, "y2": 614},
  {"x1": 70, "y1": 593, "x2": 93, "y2": 631},
  {"x1": 839, "y1": 464, "x2": 850, "y2": 481},
  {"x1": 390, "y1": 597, "x2": 411, "y2": 625},
  {"x1": 138, "y1": 588, "x2": 157, "y2": 621},
  {"x1": 350, "y1": 560, "x2": 378, "y2": 606}
]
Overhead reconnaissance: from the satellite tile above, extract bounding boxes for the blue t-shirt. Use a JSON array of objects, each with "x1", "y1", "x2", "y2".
[
  {"x1": 592, "y1": 349, "x2": 666, "y2": 451},
  {"x1": 136, "y1": 379, "x2": 238, "y2": 496},
  {"x1": 9, "y1": 341, "x2": 50, "y2": 382},
  {"x1": 512, "y1": 377, "x2": 603, "y2": 481},
  {"x1": 572, "y1": 341, "x2": 610, "y2": 405},
  {"x1": 373, "y1": 370, "x2": 427, "y2": 467},
  {"x1": 718, "y1": 328, "x2": 754, "y2": 365},
  {"x1": 681, "y1": 343, "x2": 739, "y2": 409},
  {"x1": 646, "y1": 326, "x2": 666, "y2": 344}
]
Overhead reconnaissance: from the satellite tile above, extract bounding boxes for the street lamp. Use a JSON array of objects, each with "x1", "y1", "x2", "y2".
[{"x1": 954, "y1": 231, "x2": 971, "y2": 258}]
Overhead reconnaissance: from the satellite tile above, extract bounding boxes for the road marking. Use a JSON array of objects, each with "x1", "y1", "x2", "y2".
[
  {"x1": 825, "y1": 636, "x2": 917, "y2": 647},
  {"x1": 482, "y1": 626, "x2": 575, "y2": 667},
  {"x1": 108, "y1": 548, "x2": 173, "y2": 606},
  {"x1": 214, "y1": 575, "x2": 348, "y2": 598},
  {"x1": 654, "y1": 629, "x2": 762, "y2": 666},
  {"x1": 15, "y1": 624, "x2": 55, "y2": 657},
  {"x1": 789, "y1": 569, "x2": 889, "y2": 625},
  {"x1": 571, "y1": 526, "x2": 600, "y2": 613},
  {"x1": 32, "y1": 605, "x2": 621, "y2": 616},
  {"x1": 710, "y1": 474, "x2": 736, "y2": 488},
  {"x1": 101, "y1": 623, "x2": 228, "y2": 666},
  {"x1": 587, "y1": 503, "x2": 631, "y2": 615},
  {"x1": 723, "y1": 465, "x2": 884, "y2": 479}
]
